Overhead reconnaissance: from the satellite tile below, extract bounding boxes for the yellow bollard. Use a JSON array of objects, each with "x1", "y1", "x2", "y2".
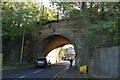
[{"x1": 79, "y1": 65, "x2": 88, "y2": 74}]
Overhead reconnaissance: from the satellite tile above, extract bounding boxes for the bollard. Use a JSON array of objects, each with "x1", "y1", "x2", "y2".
[{"x1": 79, "y1": 65, "x2": 88, "y2": 74}]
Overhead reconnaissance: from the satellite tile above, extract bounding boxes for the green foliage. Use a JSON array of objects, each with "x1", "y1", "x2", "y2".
[
  {"x1": 2, "y1": 2, "x2": 57, "y2": 36},
  {"x1": 2, "y1": 2, "x2": 41, "y2": 63},
  {"x1": 53, "y1": 2, "x2": 119, "y2": 53},
  {"x1": 51, "y1": 2, "x2": 78, "y2": 19},
  {"x1": 2, "y1": 2, "x2": 57, "y2": 64},
  {"x1": 81, "y1": 19, "x2": 119, "y2": 50},
  {"x1": 56, "y1": 2, "x2": 119, "y2": 48},
  {"x1": 2, "y1": 2, "x2": 40, "y2": 37},
  {"x1": 2, "y1": 2, "x2": 119, "y2": 63}
]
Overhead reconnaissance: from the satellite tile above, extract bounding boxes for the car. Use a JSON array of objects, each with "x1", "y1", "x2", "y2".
[{"x1": 35, "y1": 58, "x2": 51, "y2": 68}]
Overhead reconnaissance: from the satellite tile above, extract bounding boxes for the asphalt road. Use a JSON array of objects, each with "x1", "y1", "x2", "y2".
[{"x1": 2, "y1": 62, "x2": 71, "y2": 80}]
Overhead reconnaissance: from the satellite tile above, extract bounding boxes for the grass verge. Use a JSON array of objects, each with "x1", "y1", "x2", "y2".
[{"x1": 2, "y1": 63, "x2": 34, "y2": 72}]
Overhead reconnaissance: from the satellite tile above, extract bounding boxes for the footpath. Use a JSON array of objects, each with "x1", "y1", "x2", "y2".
[{"x1": 61, "y1": 66, "x2": 88, "y2": 78}]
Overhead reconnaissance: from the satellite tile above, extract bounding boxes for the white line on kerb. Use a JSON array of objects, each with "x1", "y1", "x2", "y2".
[{"x1": 19, "y1": 75, "x2": 26, "y2": 78}]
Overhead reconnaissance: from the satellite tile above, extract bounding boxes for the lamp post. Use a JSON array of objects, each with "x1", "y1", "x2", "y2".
[{"x1": 20, "y1": 29, "x2": 25, "y2": 64}]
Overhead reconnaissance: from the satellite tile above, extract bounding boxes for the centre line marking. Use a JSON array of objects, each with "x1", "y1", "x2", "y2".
[
  {"x1": 19, "y1": 75, "x2": 26, "y2": 78},
  {"x1": 33, "y1": 69, "x2": 42, "y2": 74}
]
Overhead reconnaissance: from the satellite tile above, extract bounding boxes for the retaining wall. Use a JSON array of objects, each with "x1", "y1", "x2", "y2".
[{"x1": 91, "y1": 46, "x2": 120, "y2": 78}]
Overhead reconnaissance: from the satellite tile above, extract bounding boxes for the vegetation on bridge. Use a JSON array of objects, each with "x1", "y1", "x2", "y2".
[
  {"x1": 54, "y1": 2, "x2": 119, "y2": 48},
  {"x1": 2, "y1": 2, "x2": 119, "y2": 64},
  {"x1": 53, "y1": 2, "x2": 119, "y2": 54}
]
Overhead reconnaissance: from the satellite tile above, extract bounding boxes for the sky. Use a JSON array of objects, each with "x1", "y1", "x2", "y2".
[
  {"x1": 63, "y1": 44, "x2": 74, "y2": 48},
  {"x1": 2, "y1": 0, "x2": 119, "y2": 2},
  {"x1": 36, "y1": 0, "x2": 50, "y2": 7}
]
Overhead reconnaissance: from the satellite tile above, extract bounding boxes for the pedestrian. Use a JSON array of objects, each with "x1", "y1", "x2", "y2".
[{"x1": 69, "y1": 59, "x2": 73, "y2": 67}]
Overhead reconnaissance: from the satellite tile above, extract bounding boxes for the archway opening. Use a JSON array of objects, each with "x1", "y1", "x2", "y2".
[
  {"x1": 46, "y1": 44, "x2": 75, "y2": 65},
  {"x1": 41, "y1": 35, "x2": 76, "y2": 66}
]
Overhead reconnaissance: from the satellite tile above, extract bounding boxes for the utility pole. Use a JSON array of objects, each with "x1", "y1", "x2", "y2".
[{"x1": 20, "y1": 29, "x2": 25, "y2": 64}]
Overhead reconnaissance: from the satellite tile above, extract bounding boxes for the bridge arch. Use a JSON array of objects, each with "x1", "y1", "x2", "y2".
[
  {"x1": 32, "y1": 21, "x2": 87, "y2": 67},
  {"x1": 40, "y1": 34, "x2": 76, "y2": 57}
]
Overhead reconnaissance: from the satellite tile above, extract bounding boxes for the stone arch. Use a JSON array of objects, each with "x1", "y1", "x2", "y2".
[
  {"x1": 40, "y1": 34, "x2": 76, "y2": 57},
  {"x1": 32, "y1": 20, "x2": 85, "y2": 67}
]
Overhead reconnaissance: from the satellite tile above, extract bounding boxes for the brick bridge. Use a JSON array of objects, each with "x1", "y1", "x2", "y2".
[
  {"x1": 32, "y1": 20, "x2": 89, "y2": 67},
  {"x1": 32, "y1": 20, "x2": 120, "y2": 78},
  {"x1": 10, "y1": 19, "x2": 119, "y2": 78}
]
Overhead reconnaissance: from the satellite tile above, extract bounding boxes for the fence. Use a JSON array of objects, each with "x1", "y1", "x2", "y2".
[{"x1": 91, "y1": 46, "x2": 120, "y2": 78}]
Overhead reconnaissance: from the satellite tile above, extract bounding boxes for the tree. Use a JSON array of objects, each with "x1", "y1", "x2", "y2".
[
  {"x1": 50, "y1": 2, "x2": 119, "y2": 52},
  {"x1": 2, "y1": 2, "x2": 57, "y2": 64}
]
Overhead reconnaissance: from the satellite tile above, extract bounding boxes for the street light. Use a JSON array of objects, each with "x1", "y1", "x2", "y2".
[{"x1": 20, "y1": 29, "x2": 25, "y2": 64}]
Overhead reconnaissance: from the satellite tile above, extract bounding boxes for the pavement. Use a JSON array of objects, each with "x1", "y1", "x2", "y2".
[
  {"x1": 60, "y1": 66, "x2": 88, "y2": 78},
  {"x1": 52, "y1": 61, "x2": 88, "y2": 79}
]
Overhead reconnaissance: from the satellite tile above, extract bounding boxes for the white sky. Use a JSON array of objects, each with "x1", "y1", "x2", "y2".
[
  {"x1": 2, "y1": 0, "x2": 119, "y2": 2},
  {"x1": 63, "y1": 44, "x2": 74, "y2": 48},
  {"x1": 36, "y1": 0, "x2": 50, "y2": 7}
]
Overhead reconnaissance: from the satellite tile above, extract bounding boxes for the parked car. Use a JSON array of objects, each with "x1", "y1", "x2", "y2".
[{"x1": 35, "y1": 58, "x2": 51, "y2": 68}]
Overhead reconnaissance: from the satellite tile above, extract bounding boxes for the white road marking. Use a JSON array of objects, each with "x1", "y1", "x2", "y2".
[
  {"x1": 19, "y1": 75, "x2": 26, "y2": 78},
  {"x1": 33, "y1": 69, "x2": 43, "y2": 74},
  {"x1": 18, "y1": 69, "x2": 43, "y2": 78}
]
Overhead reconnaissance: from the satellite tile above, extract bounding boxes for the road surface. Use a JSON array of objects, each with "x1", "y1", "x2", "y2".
[{"x1": 2, "y1": 61, "x2": 74, "y2": 80}]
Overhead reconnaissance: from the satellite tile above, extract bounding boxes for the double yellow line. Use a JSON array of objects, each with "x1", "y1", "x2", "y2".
[{"x1": 51, "y1": 66, "x2": 69, "y2": 80}]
